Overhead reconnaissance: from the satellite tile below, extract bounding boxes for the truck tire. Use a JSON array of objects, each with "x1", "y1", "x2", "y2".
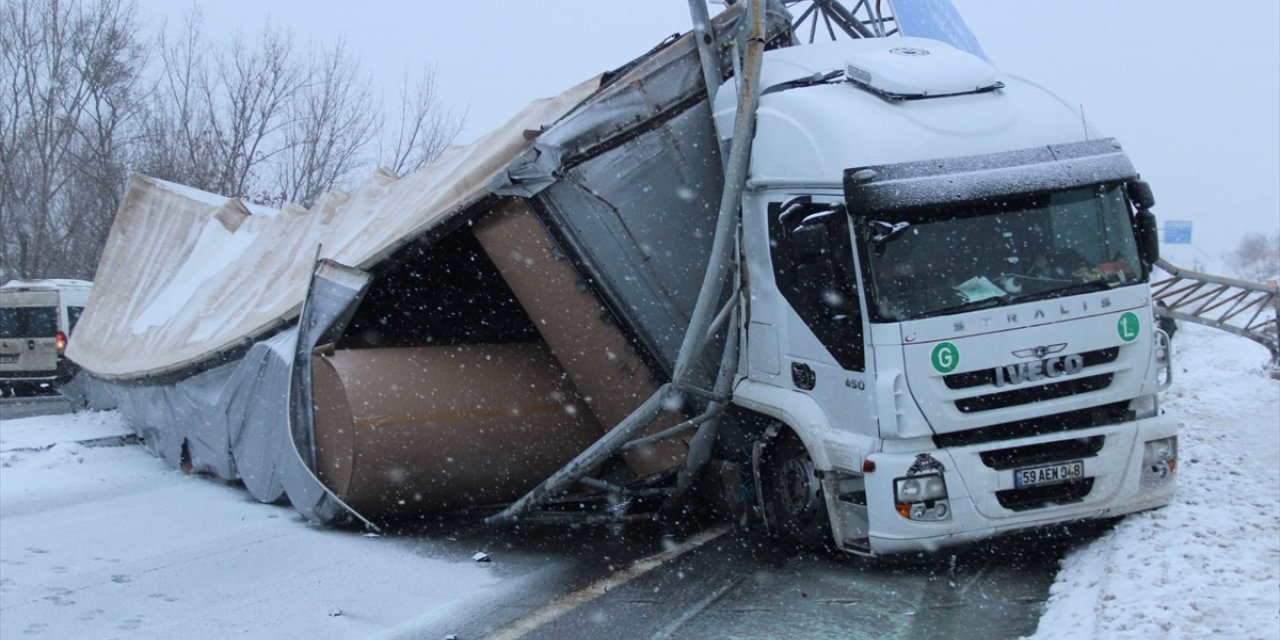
[{"x1": 766, "y1": 435, "x2": 830, "y2": 548}]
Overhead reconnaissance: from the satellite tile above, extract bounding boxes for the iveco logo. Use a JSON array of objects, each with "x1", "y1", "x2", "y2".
[
  {"x1": 994, "y1": 353, "x2": 1085, "y2": 388},
  {"x1": 1012, "y1": 343, "x2": 1067, "y2": 359}
]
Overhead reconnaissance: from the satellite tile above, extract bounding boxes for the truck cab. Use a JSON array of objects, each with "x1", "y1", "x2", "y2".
[{"x1": 715, "y1": 37, "x2": 1176, "y2": 555}]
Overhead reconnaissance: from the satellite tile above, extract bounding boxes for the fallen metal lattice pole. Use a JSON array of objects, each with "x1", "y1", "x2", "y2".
[
  {"x1": 1152, "y1": 258, "x2": 1280, "y2": 371},
  {"x1": 486, "y1": 0, "x2": 769, "y2": 527}
]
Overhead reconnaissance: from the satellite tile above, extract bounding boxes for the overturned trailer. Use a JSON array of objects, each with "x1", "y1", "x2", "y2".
[{"x1": 68, "y1": 3, "x2": 784, "y2": 525}]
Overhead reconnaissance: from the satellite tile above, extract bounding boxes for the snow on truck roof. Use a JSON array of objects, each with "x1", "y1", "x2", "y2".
[{"x1": 723, "y1": 37, "x2": 1097, "y2": 186}]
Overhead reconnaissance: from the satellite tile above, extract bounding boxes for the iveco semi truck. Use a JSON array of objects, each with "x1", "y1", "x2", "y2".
[{"x1": 706, "y1": 35, "x2": 1176, "y2": 554}]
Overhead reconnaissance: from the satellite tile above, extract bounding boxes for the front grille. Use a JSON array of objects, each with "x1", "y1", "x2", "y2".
[
  {"x1": 933, "y1": 401, "x2": 1129, "y2": 448},
  {"x1": 979, "y1": 435, "x2": 1105, "y2": 471},
  {"x1": 996, "y1": 478, "x2": 1094, "y2": 511},
  {"x1": 955, "y1": 373, "x2": 1113, "y2": 413},
  {"x1": 943, "y1": 347, "x2": 1120, "y2": 390}
]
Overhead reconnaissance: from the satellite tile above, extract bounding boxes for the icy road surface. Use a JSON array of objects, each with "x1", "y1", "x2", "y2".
[
  {"x1": 0, "y1": 323, "x2": 1276, "y2": 639},
  {"x1": 0, "y1": 404, "x2": 1061, "y2": 639}
]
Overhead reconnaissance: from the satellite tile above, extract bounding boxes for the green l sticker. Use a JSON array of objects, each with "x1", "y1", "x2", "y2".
[
  {"x1": 1117, "y1": 311, "x2": 1141, "y2": 342},
  {"x1": 932, "y1": 342, "x2": 959, "y2": 373}
]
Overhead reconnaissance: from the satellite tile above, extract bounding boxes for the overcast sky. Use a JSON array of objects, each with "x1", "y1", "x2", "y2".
[{"x1": 132, "y1": 1, "x2": 1279, "y2": 262}]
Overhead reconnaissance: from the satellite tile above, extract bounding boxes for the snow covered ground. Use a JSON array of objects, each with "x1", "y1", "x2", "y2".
[
  {"x1": 0, "y1": 412, "x2": 502, "y2": 639},
  {"x1": 1028, "y1": 323, "x2": 1280, "y2": 639},
  {"x1": 2, "y1": 322, "x2": 1277, "y2": 639}
]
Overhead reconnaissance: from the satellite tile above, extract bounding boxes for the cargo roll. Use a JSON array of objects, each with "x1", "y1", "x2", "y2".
[
  {"x1": 473, "y1": 199, "x2": 690, "y2": 477},
  {"x1": 311, "y1": 343, "x2": 603, "y2": 517}
]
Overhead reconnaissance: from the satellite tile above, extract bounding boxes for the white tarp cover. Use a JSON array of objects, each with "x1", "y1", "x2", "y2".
[{"x1": 67, "y1": 78, "x2": 599, "y2": 381}]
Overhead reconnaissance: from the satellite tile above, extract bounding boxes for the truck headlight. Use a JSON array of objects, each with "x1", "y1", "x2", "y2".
[
  {"x1": 895, "y1": 474, "x2": 946, "y2": 502},
  {"x1": 1141, "y1": 436, "x2": 1177, "y2": 488},
  {"x1": 894, "y1": 473, "x2": 951, "y2": 521}
]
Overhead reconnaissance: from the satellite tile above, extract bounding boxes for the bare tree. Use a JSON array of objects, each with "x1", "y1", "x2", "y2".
[
  {"x1": 273, "y1": 39, "x2": 378, "y2": 207},
  {"x1": 140, "y1": 10, "x2": 219, "y2": 191},
  {"x1": 142, "y1": 15, "x2": 301, "y2": 203},
  {"x1": 1225, "y1": 232, "x2": 1280, "y2": 283},
  {"x1": 145, "y1": 12, "x2": 463, "y2": 207},
  {"x1": 380, "y1": 65, "x2": 465, "y2": 177},
  {"x1": 0, "y1": 0, "x2": 146, "y2": 280},
  {"x1": 0, "y1": 1, "x2": 465, "y2": 282},
  {"x1": 64, "y1": 0, "x2": 148, "y2": 275},
  {"x1": 208, "y1": 26, "x2": 299, "y2": 200}
]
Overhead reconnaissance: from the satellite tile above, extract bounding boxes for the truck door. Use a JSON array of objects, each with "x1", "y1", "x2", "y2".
[{"x1": 767, "y1": 196, "x2": 874, "y2": 432}]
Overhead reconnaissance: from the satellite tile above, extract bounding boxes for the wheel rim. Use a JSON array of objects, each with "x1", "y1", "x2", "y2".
[{"x1": 777, "y1": 455, "x2": 820, "y2": 521}]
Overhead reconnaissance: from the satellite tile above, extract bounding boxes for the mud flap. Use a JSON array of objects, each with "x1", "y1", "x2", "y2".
[{"x1": 281, "y1": 256, "x2": 374, "y2": 526}]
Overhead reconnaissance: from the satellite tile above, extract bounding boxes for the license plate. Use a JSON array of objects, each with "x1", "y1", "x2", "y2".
[
  {"x1": 1015, "y1": 460, "x2": 1085, "y2": 488},
  {"x1": 0, "y1": 354, "x2": 17, "y2": 364}
]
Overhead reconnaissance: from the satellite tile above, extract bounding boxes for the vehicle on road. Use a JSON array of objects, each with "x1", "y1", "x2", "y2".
[{"x1": 1, "y1": 279, "x2": 92, "y2": 396}]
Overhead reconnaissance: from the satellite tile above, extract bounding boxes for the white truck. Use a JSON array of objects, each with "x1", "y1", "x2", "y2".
[
  {"x1": 701, "y1": 35, "x2": 1176, "y2": 554},
  {"x1": 66, "y1": 1, "x2": 1176, "y2": 556}
]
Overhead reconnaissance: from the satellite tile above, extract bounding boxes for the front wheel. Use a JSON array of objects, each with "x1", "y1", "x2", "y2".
[{"x1": 765, "y1": 435, "x2": 830, "y2": 548}]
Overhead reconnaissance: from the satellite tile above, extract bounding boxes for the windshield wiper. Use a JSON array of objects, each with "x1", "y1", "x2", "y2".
[
  {"x1": 761, "y1": 69, "x2": 845, "y2": 96},
  {"x1": 865, "y1": 219, "x2": 911, "y2": 255}
]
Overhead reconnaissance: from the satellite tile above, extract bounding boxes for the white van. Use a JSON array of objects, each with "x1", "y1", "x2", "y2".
[{"x1": 0, "y1": 279, "x2": 92, "y2": 395}]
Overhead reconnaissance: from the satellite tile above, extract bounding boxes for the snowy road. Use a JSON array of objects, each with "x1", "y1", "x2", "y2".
[
  {"x1": 0, "y1": 392, "x2": 72, "y2": 420},
  {"x1": 0, "y1": 415, "x2": 672, "y2": 639},
  {"x1": 3, "y1": 409, "x2": 755, "y2": 639},
  {"x1": 486, "y1": 526, "x2": 1073, "y2": 640},
  {"x1": 1, "y1": 414, "x2": 482, "y2": 638},
  {"x1": 0, "y1": 410, "x2": 1063, "y2": 639}
]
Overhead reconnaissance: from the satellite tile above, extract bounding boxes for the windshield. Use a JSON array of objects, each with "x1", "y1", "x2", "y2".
[
  {"x1": 859, "y1": 184, "x2": 1144, "y2": 322},
  {"x1": 0, "y1": 306, "x2": 58, "y2": 338}
]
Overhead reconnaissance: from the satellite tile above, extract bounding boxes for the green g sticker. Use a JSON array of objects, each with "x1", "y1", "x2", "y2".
[
  {"x1": 1117, "y1": 311, "x2": 1141, "y2": 342},
  {"x1": 931, "y1": 342, "x2": 959, "y2": 373}
]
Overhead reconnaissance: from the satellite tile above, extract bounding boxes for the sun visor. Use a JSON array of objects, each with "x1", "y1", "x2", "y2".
[{"x1": 843, "y1": 138, "x2": 1138, "y2": 215}]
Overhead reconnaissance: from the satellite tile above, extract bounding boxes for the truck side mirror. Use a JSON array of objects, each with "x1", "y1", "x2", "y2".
[
  {"x1": 789, "y1": 221, "x2": 832, "y2": 260},
  {"x1": 1127, "y1": 180, "x2": 1159, "y2": 267},
  {"x1": 1127, "y1": 180, "x2": 1155, "y2": 211},
  {"x1": 1136, "y1": 209, "x2": 1160, "y2": 267}
]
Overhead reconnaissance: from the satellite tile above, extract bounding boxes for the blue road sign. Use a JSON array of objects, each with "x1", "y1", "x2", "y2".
[
  {"x1": 894, "y1": 0, "x2": 990, "y2": 62},
  {"x1": 1164, "y1": 220, "x2": 1192, "y2": 244}
]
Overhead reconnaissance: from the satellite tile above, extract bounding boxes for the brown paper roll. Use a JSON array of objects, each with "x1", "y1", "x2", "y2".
[{"x1": 312, "y1": 343, "x2": 603, "y2": 516}]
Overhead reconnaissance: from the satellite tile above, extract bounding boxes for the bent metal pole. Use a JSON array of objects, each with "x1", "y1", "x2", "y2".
[
  {"x1": 670, "y1": 0, "x2": 765, "y2": 387},
  {"x1": 487, "y1": 0, "x2": 767, "y2": 525}
]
